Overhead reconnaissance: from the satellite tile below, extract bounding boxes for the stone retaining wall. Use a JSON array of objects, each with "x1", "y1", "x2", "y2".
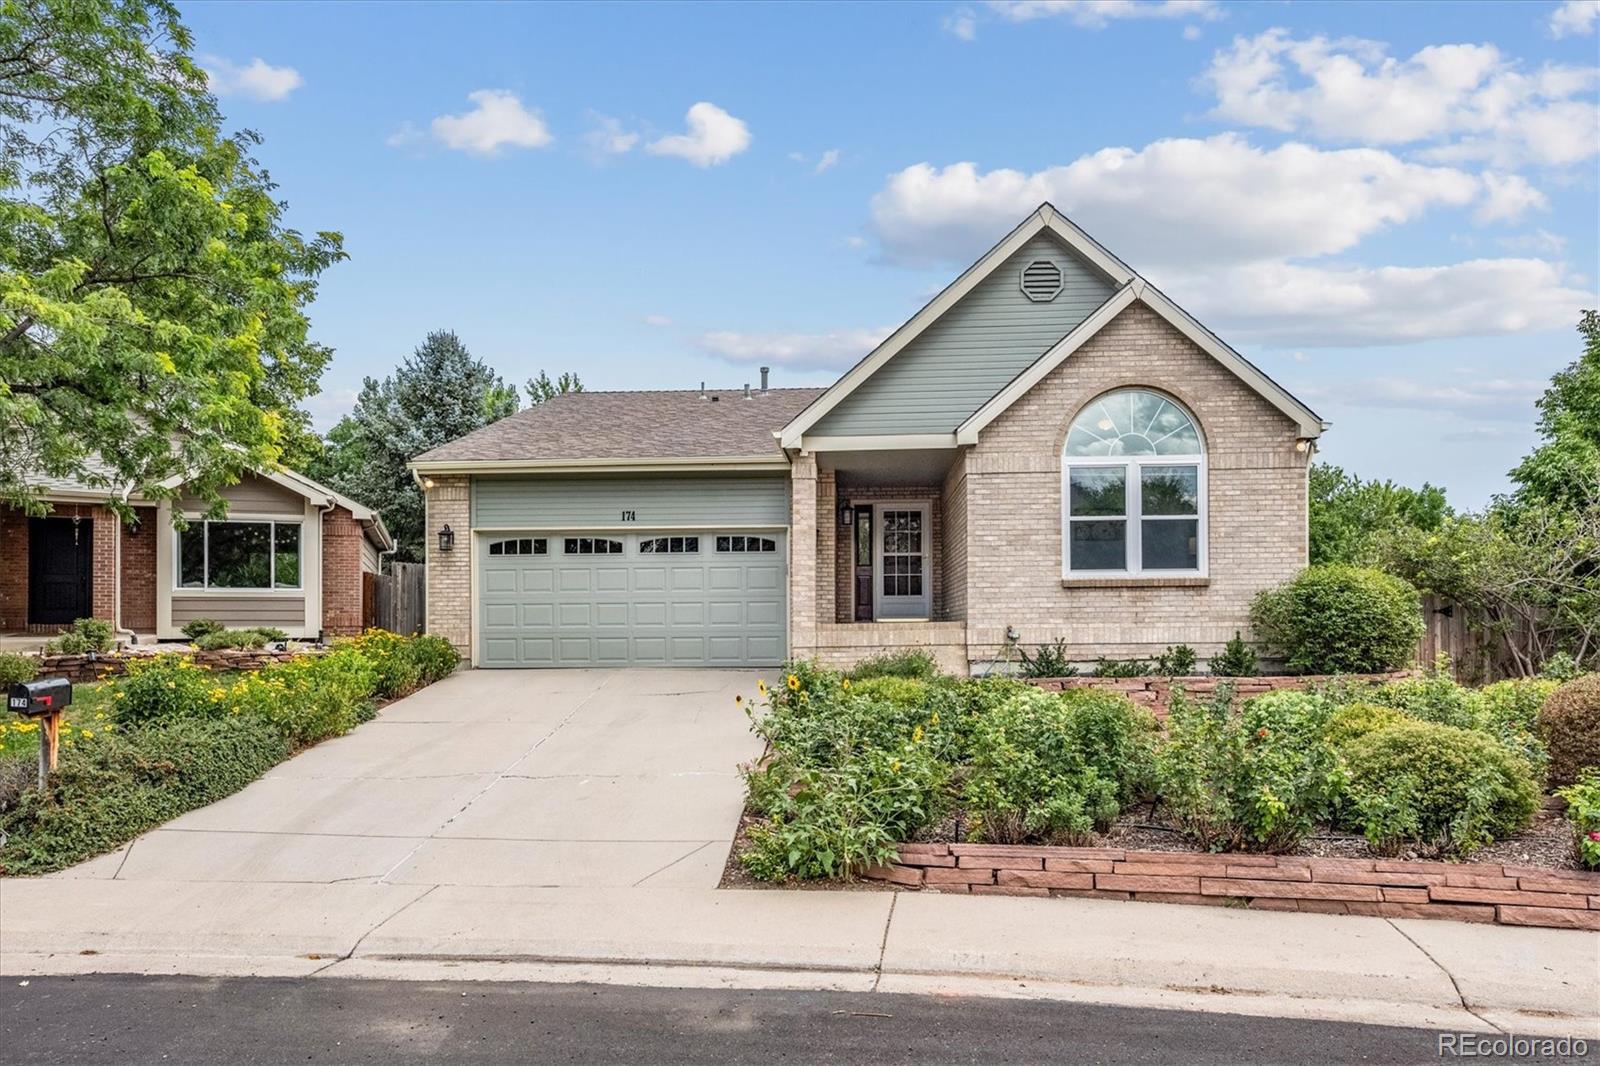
[
  {"x1": 27, "y1": 648, "x2": 312, "y2": 684},
  {"x1": 865, "y1": 844, "x2": 1600, "y2": 931},
  {"x1": 1027, "y1": 671, "x2": 1415, "y2": 718}
]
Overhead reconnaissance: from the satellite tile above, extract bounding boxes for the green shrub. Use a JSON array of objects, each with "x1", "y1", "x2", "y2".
[
  {"x1": 252, "y1": 627, "x2": 290, "y2": 643},
  {"x1": 1017, "y1": 639, "x2": 1077, "y2": 679},
  {"x1": 0, "y1": 715, "x2": 290, "y2": 875},
  {"x1": 963, "y1": 688, "x2": 1155, "y2": 844},
  {"x1": 408, "y1": 634, "x2": 461, "y2": 683},
  {"x1": 1157, "y1": 689, "x2": 1342, "y2": 853},
  {"x1": 847, "y1": 650, "x2": 938, "y2": 682},
  {"x1": 1209, "y1": 632, "x2": 1259, "y2": 677},
  {"x1": 1342, "y1": 721, "x2": 1538, "y2": 858},
  {"x1": 1475, "y1": 679, "x2": 1556, "y2": 781},
  {"x1": 1539, "y1": 674, "x2": 1600, "y2": 788},
  {"x1": 228, "y1": 647, "x2": 379, "y2": 746},
  {"x1": 1092, "y1": 657, "x2": 1151, "y2": 678},
  {"x1": 193, "y1": 628, "x2": 268, "y2": 651},
  {"x1": 338, "y1": 629, "x2": 423, "y2": 699},
  {"x1": 846, "y1": 675, "x2": 929, "y2": 708},
  {"x1": 1155, "y1": 645, "x2": 1198, "y2": 676},
  {"x1": 1556, "y1": 771, "x2": 1600, "y2": 870},
  {"x1": 1372, "y1": 666, "x2": 1478, "y2": 730},
  {"x1": 1324, "y1": 703, "x2": 1408, "y2": 750},
  {"x1": 45, "y1": 617, "x2": 115, "y2": 655},
  {"x1": 0, "y1": 653, "x2": 38, "y2": 688},
  {"x1": 1250, "y1": 565, "x2": 1424, "y2": 674},
  {"x1": 181, "y1": 618, "x2": 225, "y2": 640},
  {"x1": 1541, "y1": 652, "x2": 1582, "y2": 682},
  {"x1": 110, "y1": 655, "x2": 223, "y2": 724}
]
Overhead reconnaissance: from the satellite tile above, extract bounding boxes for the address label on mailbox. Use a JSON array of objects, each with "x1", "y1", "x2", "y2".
[{"x1": 8, "y1": 696, "x2": 28, "y2": 710}]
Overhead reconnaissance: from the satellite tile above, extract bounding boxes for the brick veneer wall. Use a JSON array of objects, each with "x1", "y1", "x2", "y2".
[
  {"x1": 866, "y1": 845, "x2": 1600, "y2": 931},
  {"x1": 828, "y1": 485, "x2": 944, "y2": 624},
  {"x1": 788, "y1": 457, "x2": 819, "y2": 660},
  {"x1": 321, "y1": 505, "x2": 365, "y2": 637},
  {"x1": 1027, "y1": 671, "x2": 1415, "y2": 718},
  {"x1": 424, "y1": 475, "x2": 472, "y2": 656},
  {"x1": 120, "y1": 507, "x2": 157, "y2": 633},
  {"x1": 941, "y1": 453, "x2": 969, "y2": 623},
  {"x1": 965, "y1": 303, "x2": 1310, "y2": 666},
  {"x1": 0, "y1": 506, "x2": 27, "y2": 630}
]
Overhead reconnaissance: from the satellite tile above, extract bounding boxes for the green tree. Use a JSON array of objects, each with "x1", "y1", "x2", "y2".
[
  {"x1": 1308, "y1": 463, "x2": 1451, "y2": 565},
  {"x1": 1510, "y1": 310, "x2": 1600, "y2": 511},
  {"x1": 315, "y1": 330, "x2": 517, "y2": 560},
  {"x1": 525, "y1": 370, "x2": 583, "y2": 405},
  {"x1": 0, "y1": 0, "x2": 344, "y2": 517}
]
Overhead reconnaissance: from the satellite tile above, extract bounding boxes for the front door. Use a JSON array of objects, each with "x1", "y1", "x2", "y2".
[
  {"x1": 873, "y1": 503, "x2": 931, "y2": 620},
  {"x1": 853, "y1": 505, "x2": 873, "y2": 621},
  {"x1": 28, "y1": 517, "x2": 92, "y2": 625}
]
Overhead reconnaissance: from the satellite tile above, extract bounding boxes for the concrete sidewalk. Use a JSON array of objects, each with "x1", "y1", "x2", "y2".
[{"x1": 3, "y1": 878, "x2": 1595, "y2": 1038}]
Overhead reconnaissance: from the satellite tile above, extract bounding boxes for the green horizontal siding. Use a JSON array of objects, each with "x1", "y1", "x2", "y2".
[
  {"x1": 472, "y1": 474, "x2": 790, "y2": 528},
  {"x1": 813, "y1": 234, "x2": 1116, "y2": 436}
]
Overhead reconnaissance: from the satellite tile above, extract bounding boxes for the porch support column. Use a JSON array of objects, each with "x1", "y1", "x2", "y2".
[
  {"x1": 788, "y1": 455, "x2": 818, "y2": 661},
  {"x1": 816, "y1": 470, "x2": 836, "y2": 629}
]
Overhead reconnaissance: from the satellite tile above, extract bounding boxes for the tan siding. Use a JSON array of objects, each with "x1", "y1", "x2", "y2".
[
  {"x1": 170, "y1": 595, "x2": 307, "y2": 628},
  {"x1": 361, "y1": 537, "x2": 380, "y2": 574},
  {"x1": 179, "y1": 473, "x2": 305, "y2": 517}
]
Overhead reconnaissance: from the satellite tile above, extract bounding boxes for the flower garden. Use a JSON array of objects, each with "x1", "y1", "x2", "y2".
[{"x1": 0, "y1": 630, "x2": 459, "y2": 875}]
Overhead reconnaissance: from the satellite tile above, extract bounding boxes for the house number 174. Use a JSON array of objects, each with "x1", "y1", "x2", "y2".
[{"x1": 620, "y1": 510, "x2": 636, "y2": 521}]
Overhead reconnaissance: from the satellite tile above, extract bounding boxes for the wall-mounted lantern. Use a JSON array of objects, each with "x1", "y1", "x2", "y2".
[
  {"x1": 838, "y1": 499, "x2": 853, "y2": 527},
  {"x1": 438, "y1": 524, "x2": 455, "y2": 553}
]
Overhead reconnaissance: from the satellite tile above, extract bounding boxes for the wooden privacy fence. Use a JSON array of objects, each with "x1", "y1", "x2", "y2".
[
  {"x1": 363, "y1": 561, "x2": 426, "y2": 636},
  {"x1": 1417, "y1": 593, "x2": 1531, "y2": 683}
]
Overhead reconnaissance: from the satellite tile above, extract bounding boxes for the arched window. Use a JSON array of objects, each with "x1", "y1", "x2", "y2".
[{"x1": 1062, "y1": 389, "x2": 1206, "y2": 575}]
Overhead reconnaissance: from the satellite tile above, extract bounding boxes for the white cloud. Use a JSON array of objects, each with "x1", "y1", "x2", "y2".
[
  {"x1": 201, "y1": 56, "x2": 303, "y2": 102},
  {"x1": 1549, "y1": 0, "x2": 1600, "y2": 37},
  {"x1": 1182, "y1": 24, "x2": 1203, "y2": 41},
  {"x1": 869, "y1": 136, "x2": 1480, "y2": 270},
  {"x1": 646, "y1": 102, "x2": 751, "y2": 167},
  {"x1": 814, "y1": 148, "x2": 841, "y2": 174},
  {"x1": 583, "y1": 113, "x2": 639, "y2": 157},
  {"x1": 426, "y1": 90, "x2": 552, "y2": 156},
  {"x1": 988, "y1": 0, "x2": 1222, "y2": 29},
  {"x1": 1202, "y1": 29, "x2": 1600, "y2": 167},
  {"x1": 1499, "y1": 228, "x2": 1568, "y2": 255},
  {"x1": 643, "y1": 314, "x2": 673, "y2": 327},
  {"x1": 1304, "y1": 375, "x2": 1545, "y2": 420},
  {"x1": 696, "y1": 326, "x2": 894, "y2": 371},
  {"x1": 1169, "y1": 258, "x2": 1593, "y2": 347},
  {"x1": 1474, "y1": 172, "x2": 1549, "y2": 223},
  {"x1": 944, "y1": 6, "x2": 979, "y2": 39}
]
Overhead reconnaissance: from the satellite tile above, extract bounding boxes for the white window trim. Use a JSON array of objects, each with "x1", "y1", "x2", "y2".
[
  {"x1": 1061, "y1": 455, "x2": 1208, "y2": 578},
  {"x1": 872, "y1": 500, "x2": 933, "y2": 621},
  {"x1": 174, "y1": 517, "x2": 304, "y2": 593}
]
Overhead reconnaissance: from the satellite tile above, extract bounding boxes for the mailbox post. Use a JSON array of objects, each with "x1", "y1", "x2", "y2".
[{"x1": 8, "y1": 678, "x2": 73, "y2": 787}]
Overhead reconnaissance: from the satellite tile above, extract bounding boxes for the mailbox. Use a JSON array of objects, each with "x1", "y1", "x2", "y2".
[{"x1": 8, "y1": 677, "x2": 73, "y2": 718}]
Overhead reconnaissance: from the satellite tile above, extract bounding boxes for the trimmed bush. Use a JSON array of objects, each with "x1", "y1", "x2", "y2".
[
  {"x1": 1250, "y1": 565, "x2": 1424, "y2": 674},
  {"x1": 0, "y1": 653, "x2": 38, "y2": 688},
  {"x1": 180, "y1": 618, "x2": 225, "y2": 640},
  {"x1": 1208, "y1": 632, "x2": 1259, "y2": 678},
  {"x1": 846, "y1": 650, "x2": 938, "y2": 682},
  {"x1": 1323, "y1": 703, "x2": 1408, "y2": 750},
  {"x1": 963, "y1": 688, "x2": 1156, "y2": 845},
  {"x1": 193, "y1": 628, "x2": 269, "y2": 651},
  {"x1": 1157, "y1": 689, "x2": 1342, "y2": 853},
  {"x1": 45, "y1": 617, "x2": 115, "y2": 655},
  {"x1": 1539, "y1": 674, "x2": 1600, "y2": 788},
  {"x1": 1342, "y1": 721, "x2": 1538, "y2": 858}
]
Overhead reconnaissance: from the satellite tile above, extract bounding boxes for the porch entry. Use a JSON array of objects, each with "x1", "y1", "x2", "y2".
[
  {"x1": 28, "y1": 517, "x2": 92, "y2": 626},
  {"x1": 871, "y1": 501, "x2": 931, "y2": 621}
]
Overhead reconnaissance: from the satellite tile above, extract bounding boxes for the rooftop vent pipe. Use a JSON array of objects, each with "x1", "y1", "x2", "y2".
[
  {"x1": 744, "y1": 383, "x2": 751, "y2": 398},
  {"x1": 759, "y1": 366, "x2": 770, "y2": 393},
  {"x1": 699, "y1": 381, "x2": 706, "y2": 400}
]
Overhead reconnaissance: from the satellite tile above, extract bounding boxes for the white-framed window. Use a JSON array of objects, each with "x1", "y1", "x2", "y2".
[
  {"x1": 1062, "y1": 389, "x2": 1206, "y2": 576},
  {"x1": 177, "y1": 520, "x2": 302, "y2": 589},
  {"x1": 488, "y1": 538, "x2": 547, "y2": 556},
  {"x1": 715, "y1": 535, "x2": 776, "y2": 553},
  {"x1": 639, "y1": 536, "x2": 699, "y2": 554}
]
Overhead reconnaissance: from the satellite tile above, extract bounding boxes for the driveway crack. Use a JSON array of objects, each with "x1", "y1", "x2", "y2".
[
  {"x1": 1385, "y1": 918, "x2": 1503, "y2": 1032},
  {"x1": 309, "y1": 883, "x2": 438, "y2": 975},
  {"x1": 871, "y1": 891, "x2": 898, "y2": 992}
]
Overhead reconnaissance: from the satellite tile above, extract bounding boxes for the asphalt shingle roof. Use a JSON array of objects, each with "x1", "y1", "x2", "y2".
[{"x1": 412, "y1": 388, "x2": 827, "y2": 464}]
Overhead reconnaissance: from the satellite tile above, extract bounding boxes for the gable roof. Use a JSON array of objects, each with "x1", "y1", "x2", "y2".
[
  {"x1": 409, "y1": 388, "x2": 826, "y2": 472},
  {"x1": 780, "y1": 203, "x2": 1324, "y2": 449}
]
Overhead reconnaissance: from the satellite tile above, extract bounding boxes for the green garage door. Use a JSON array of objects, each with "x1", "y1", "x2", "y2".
[{"x1": 479, "y1": 532, "x2": 786, "y2": 667}]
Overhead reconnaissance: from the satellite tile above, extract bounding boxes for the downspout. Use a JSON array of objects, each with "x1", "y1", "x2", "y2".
[
  {"x1": 315, "y1": 496, "x2": 336, "y2": 643},
  {"x1": 112, "y1": 486, "x2": 136, "y2": 647}
]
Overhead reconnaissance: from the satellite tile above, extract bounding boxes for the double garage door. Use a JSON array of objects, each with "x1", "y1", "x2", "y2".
[{"x1": 479, "y1": 531, "x2": 786, "y2": 668}]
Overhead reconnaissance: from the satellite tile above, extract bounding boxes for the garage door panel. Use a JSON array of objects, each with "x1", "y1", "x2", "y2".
[{"x1": 480, "y1": 531, "x2": 784, "y2": 668}]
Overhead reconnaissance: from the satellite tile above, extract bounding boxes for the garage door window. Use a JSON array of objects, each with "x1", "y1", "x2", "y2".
[
  {"x1": 715, "y1": 535, "x2": 776, "y2": 553},
  {"x1": 639, "y1": 536, "x2": 699, "y2": 553},
  {"x1": 564, "y1": 537, "x2": 623, "y2": 555},
  {"x1": 487, "y1": 538, "x2": 547, "y2": 556}
]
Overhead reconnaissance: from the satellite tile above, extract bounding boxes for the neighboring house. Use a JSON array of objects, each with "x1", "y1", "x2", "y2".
[
  {"x1": 0, "y1": 466, "x2": 394, "y2": 642},
  {"x1": 412, "y1": 204, "x2": 1326, "y2": 674}
]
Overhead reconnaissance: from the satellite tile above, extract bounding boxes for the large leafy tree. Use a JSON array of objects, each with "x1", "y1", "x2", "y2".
[
  {"x1": 0, "y1": 0, "x2": 343, "y2": 517},
  {"x1": 1510, "y1": 309, "x2": 1600, "y2": 511},
  {"x1": 525, "y1": 369, "x2": 582, "y2": 405},
  {"x1": 1308, "y1": 463, "x2": 1451, "y2": 565},
  {"x1": 310, "y1": 330, "x2": 517, "y2": 561}
]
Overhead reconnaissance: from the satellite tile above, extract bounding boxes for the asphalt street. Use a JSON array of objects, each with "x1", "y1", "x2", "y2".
[{"x1": 0, "y1": 974, "x2": 1479, "y2": 1065}]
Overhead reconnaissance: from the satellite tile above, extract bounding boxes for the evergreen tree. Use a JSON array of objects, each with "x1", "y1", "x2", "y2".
[
  {"x1": 1510, "y1": 310, "x2": 1600, "y2": 512},
  {"x1": 526, "y1": 370, "x2": 583, "y2": 405}
]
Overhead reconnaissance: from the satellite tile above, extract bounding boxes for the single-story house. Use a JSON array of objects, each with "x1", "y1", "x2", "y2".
[
  {"x1": 411, "y1": 203, "x2": 1326, "y2": 674},
  {"x1": 0, "y1": 466, "x2": 394, "y2": 643}
]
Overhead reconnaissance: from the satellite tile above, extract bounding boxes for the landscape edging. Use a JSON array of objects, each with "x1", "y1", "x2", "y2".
[
  {"x1": 27, "y1": 648, "x2": 318, "y2": 684},
  {"x1": 864, "y1": 844, "x2": 1600, "y2": 931}
]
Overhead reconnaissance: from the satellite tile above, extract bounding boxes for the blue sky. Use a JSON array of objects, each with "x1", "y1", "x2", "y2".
[{"x1": 182, "y1": 0, "x2": 1599, "y2": 507}]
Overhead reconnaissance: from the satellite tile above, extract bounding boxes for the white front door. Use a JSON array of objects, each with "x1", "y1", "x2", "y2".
[{"x1": 873, "y1": 503, "x2": 931, "y2": 620}]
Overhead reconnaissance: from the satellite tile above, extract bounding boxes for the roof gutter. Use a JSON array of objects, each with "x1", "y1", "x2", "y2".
[{"x1": 407, "y1": 455, "x2": 792, "y2": 477}]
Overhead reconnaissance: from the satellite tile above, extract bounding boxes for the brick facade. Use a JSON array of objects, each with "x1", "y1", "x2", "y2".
[
  {"x1": 321, "y1": 505, "x2": 366, "y2": 636},
  {"x1": 0, "y1": 504, "x2": 117, "y2": 631},
  {"x1": 0, "y1": 506, "x2": 26, "y2": 630},
  {"x1": 826, "y1": 485, "x2": 945, "y2": 624},
  {"x1": 962, "y1": 302, "x2": 1309, "y2": 666},
  {"x1": 423, "y1": 475, "x2": 472, "y2": 655},
  {"x1": 120, "y1": 507, "x2": 157, "y2": 633},
  {"x1": 787, "y1": 457, "x2": 819, "y2": 660}
]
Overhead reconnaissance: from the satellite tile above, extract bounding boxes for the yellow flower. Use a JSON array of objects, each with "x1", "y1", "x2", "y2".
[
  {"x1": 114, "y1": 692, "x2": 125, "y2": 701},
  {"x1": 890, "y1": 759, "x2": 901, "y2": 773},
  {"x1": 786, "y1": 674, "x2": 800, "y2": 691},
  {"x1": 912, "y1": 725, "x2": 923, "y2": 743},
  {"x1": 81, "y1": 729, "x2": 93, "y2": 738},
  {"x1": 757, "y1": 680, "x2": 768, "y2": 695},
  {"x1": 166, "y1": 681, "x2": 176, "y2": 689},
  {"x1": 841, "y1": 679, "x2": 851, "y2": 691},
  {"x1": 930, "y1": 712, "x2": 940, "y2": 727},
  {"x1": 734, "y1": 694, "x2": 744, "y2": 706}
]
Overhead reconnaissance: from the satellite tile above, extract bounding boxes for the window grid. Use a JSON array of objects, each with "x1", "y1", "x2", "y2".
[
  {"x1": 563, "y1": 537, "x2": 623, "y2": 555},
  {"x1": 639, "y1": 536, "x2": 700, "y2": 554},
  {"x1": 487, "y1": 538, "x2": 547, "y2": 556},
  {"x1": 714, "y1": 535, "x2": 777, "y2": 553}
]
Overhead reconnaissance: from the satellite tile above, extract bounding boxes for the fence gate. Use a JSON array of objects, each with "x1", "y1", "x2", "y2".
[{"x1": 364, "y1": 561, "x2": 426, "y2": 635}]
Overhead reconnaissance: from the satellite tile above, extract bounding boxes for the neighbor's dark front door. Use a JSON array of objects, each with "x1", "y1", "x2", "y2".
[
  {"x1": 28, "y1": 517, "x2": 92, "y2": 625},
  {"x1": 853, "y1": 505, "x2": 874, "y2": 622}
]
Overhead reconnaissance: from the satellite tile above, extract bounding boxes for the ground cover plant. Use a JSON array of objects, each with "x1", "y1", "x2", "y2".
[
  {"x1": 0, "y1": 630, "x2": 460, "y2": 875},
  {"x1": 737, "y1": 660, "x2": 1582, "y2": 882}
]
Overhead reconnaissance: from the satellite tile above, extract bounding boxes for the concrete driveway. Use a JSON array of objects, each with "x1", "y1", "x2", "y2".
[{"x1": 58, "y1": 669, "x2": 765, "y2": 889}]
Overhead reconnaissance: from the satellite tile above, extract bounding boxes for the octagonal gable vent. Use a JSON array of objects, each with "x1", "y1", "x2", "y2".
[{"x1": 1020, "y1": 259, "x2": 1063, "y2": 302}]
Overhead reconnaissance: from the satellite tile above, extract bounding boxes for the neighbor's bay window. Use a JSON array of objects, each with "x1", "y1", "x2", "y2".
[
  {"x1": 178, "y1": 521, "x2": 302, "y2": 589},
  {"x1": 1063, "y1": 389, "x2": 1205, "y2": 575}
]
